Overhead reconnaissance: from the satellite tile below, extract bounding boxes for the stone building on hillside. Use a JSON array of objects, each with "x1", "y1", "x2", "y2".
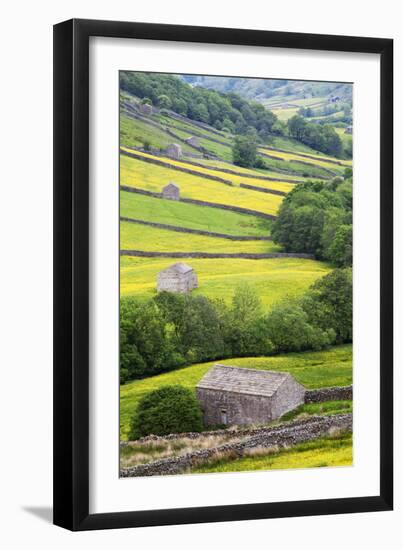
[
  {"x1": 157, "y1": 263, "x2": 198, "y2": 293},
  {"x1": 139, "y1": 103, "x2": 153, "y2": 115},
  {"x1": 196, "y1": 365, "x2": 305, "y2": 426},
  {"x1": 166, "y1": 143, "x2": 182, "y2": 159},
  {"x1": 162, "y1": 182, "x2": 180, "y2": 200},
  {"x1": 185, "y1": 136, "x2": 200, "y2": 148},
  {"x1": 344, "y1": 125, "x2": 353, "y2": 134}
]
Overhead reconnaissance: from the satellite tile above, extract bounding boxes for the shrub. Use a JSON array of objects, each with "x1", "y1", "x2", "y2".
[
  {"x1": 265, "y1": 300, "x2": 334, "y2": 353},
  {"x1": 130, "y1": 385, "x2": 203, "y2": 439}
]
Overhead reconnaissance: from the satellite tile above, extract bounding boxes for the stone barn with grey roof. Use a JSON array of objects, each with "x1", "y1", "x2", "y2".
[
  {"x1": 166, "y1": 143, "x2": 182, "y2": 159},
  {"x1": 196, "y1": 365, "x2": 305, "y2": 427},
  {"x1": 162, "y1": 182, "x2": 180, "y2": 200},
  {"x1": 157, "y1": 262, "x2": 198, "y2": 293}
]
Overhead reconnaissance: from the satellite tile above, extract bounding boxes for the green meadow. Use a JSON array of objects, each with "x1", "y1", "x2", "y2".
[
  {"x1": 120, "y1": 115, "x2": 195, "y2": 154},
  {"x1": 191, "y1": 432, "x2": 352, "y2": 473},
  {"x1": 120, "y1": 154, "x2": 284, "y2": 217},
  {"x1": 120, "y1": 256, "x2": 331, "y2": 304},
  {"x1": 120, "y1": 344, "x2": 352, "y2": 440},
  {"x1": 120, "y1": 221, "x2": 281, "y2": 254},
  {"x1": 120, "y1": 191, "x2": 272, "y2": 237},
  {"x1": 125, "y1": 149, "x2": 295, "y2": 193}
]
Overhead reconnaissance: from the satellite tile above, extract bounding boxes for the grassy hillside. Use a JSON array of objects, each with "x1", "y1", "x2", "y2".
[
  {"x1": 120, "y1": 344, "x2": 352, "y2": 440},
  {"x1": 259, "y1": 147, "x2": 350, "y2": 172},
  {"x1": 120, "y1": 155, "x2": 284, "y2": 217},
  {"x1": 122, "y1": 149, "x2": 295, "y2": 193},
  {"x1": 191, "y1": 432, "x2": 352, "y2": 473},
  {"x1": 120, "y1": 192, "x2": 272, "y2": 237},
  {"x1": 120, "y1": 221, "x2": 281, "y2": 254},
  {"x1": 120, "y1": 115, "x2": 195, "y2": 154},
  {"x1": 120, "y1": 256, "x2": 331, "y2": 304}
]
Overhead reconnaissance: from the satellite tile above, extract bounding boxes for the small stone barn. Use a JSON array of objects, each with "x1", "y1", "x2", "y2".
[
  {"x1": 162, "y1": 182, "x2": 180, "y2": 200},
  {"x1": 166, "y1": 143, "x2": 182, "y2": 159},
  {"x1": 344, "y1": 125, "x2": 353, "y2": 134},
  {"x1": 185, "y1": 136, "x2": 200, "y2": 148},
  {"x1": 139, "y1": 103, "x2": 153, "y2": 115},
  {"x1": 196, "y1": 365, "x2": 305, "y2": 426},
  {"x1": 157, "y1": 262, "x2": 198, "y2": 293}
]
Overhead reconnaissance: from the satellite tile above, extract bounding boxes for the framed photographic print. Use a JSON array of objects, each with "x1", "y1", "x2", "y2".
[{"x1": 53, "y1": 19, "x2": 393, "y2": 530}]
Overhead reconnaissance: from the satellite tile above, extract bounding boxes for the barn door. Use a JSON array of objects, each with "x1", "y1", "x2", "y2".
[{"x1": 221, "y1": 409, "x2": 228, "y2": 425}]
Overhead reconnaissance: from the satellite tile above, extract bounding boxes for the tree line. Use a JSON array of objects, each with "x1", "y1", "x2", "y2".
[
  {"x1": 271, "y1": 176, "x2": 352, "y2": 267},
  {"x1": 287, "y1": 115, "x2": 344, "y2": 158},
  {"x1": 120, "y1": 268, "x2": 352, "y2": 384},
  {"x1": 120, "y1": 71, "x2": 282, "y2": 138}
]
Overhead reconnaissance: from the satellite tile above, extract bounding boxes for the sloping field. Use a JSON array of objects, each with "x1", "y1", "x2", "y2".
[
  {"x1": 258, "y1": 147, "x2": 346, "y2": 174},
  {"x1": 271, "y1": 107, "x2": 299, "y2": 121},
  {"x1": 120, "y1": 344, "x2": 352, "y2": 439},
  {"x1": 120, "y1": 155, "x2": 284, "y2": 217},
  {"x1": 120, "y1": 256, "x2": 330, "y2": 304},
  {"x1": 260, "y1": 144, "x2": 352, "y2": 167},
  {"x1": 121, "y1": 149, "x2": 295, "y2": 193},
  {"x1": 120, "y1": 114, "x2": 195, "y2": 154},
  {"x1": 191, "y1": 432, "x2": 352, "y2": 473},
  {"x1": 158, "y1": 113, "x2": 232, "y2": 143},
  {"x1": 195, "y1": 157, "x2": 303, "y2": 181},
  {"x1": 120, "y1": 221, "x2": 280, "y2": 254},
  {"x1": 120, "y1": 192, "x2": 271, "y2": 237}
]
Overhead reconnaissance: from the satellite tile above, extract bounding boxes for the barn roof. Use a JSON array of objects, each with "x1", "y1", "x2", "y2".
[
  {"x1": 196, "y1": 364, "x2": 292, "y2": 398},
  {"x1": 163, "y1": 262, "x2": 193, "y2": 274},
  {"x1": 163, "y1": 182, "x2": 179, "y2": 191}
]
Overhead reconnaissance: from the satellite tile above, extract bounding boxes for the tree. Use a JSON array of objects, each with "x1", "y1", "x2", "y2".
[
  {"x1": 141, "y1": 97, "x2": 152, "y2": 105},
  {"x1": 120, "y1": 298, "x2": 178, "y2": 380},
  {"x1": 264, "y1": 300, "x2": 334, "y2": 353},
  {"x1": 232, "y1": 135, "x2": 257, "y2": 167},
  {"x1": 303, "y1": 268, "x2": 352, "y2": 343},
  {"x1": 327, "y1": 225, "x2": 353, "y2": 267},
  {"x1": 226, "y1": 284, "x2": 271, "y2": 357},
  {"x1": 157, "y1": 94, "x2": 172, "y2": 109},
  {"x1": 130, "y1": 385, "x2": 203, "y2": 439},
  {"x1": 231, "y1": 283, "x2": 262, "y2": 324}
]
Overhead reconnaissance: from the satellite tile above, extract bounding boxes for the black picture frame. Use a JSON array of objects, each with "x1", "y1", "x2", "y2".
[{"x1": 53, "y1": 18, "x2": 393, "y2": 531}]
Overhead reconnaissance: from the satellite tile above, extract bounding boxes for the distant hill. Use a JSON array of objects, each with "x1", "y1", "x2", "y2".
[{"x1": 181, "y1": 76, "x2": 352, "y2": 107}]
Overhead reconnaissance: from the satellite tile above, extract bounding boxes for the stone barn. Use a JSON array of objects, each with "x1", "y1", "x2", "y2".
[
  {"x1": 344, "y1": 125, "x2": 353, "y2": 134},
  {"x1": 157, "y1": 262, "x2": 198, "y2": 293},
  {"x1": 139, "y1": 103, "x2": 153, "y2": 115},
  {"x1": 162, "y1": 182, "x2": 180, "y2": 200},
  {"x1": 196, "y1": 365, "x2": 305, "y2": 427},
  {"x1": 185, "y1": 136, "x2": 200, "y2": 148},
  {"x1": 166, "y1": 143, "x2": 182, "y2": 159}
]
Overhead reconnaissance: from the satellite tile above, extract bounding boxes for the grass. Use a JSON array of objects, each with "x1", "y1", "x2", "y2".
[
  {"x1": 280, "y1": 400, "x2": 352, "y2": 422},
  {"x1": 120, "y1": 256, "x2": 331, "y2": 304},
  {"x1": 120, "y1": 221, "x2": 281, "y2": 254},
  {"x1": 120, "y1": 344, "x2": 352, "y2": 440},
  {"x1": 120, "y1": 192, "x2": 272, "y2": 237},
  {"x1": 257, "y1": 151, "x2": 333, "y2": 179},
  {"x1": 259, "y1": 147, "x2": 349, "y2": 171},
  {"x1": 123, "y1": 149, "x2": 295, "y2": 193},
  {"x1": 158, "y1": 113, "x2": 232, "y2": 143},
  {"x1": 271, "y1": 107, "x2": 300, "y2": 121},
  {"x1": 120, "y1": 114, "x2": 194, "y2": 154},
  {"x1": 121, "y1": 433, "x2": 232, "y2": 468},
  {"x1": 190, "y1": 432, "x2": 352, "y2": 473},
  {"x1": 263, "y1": 135, "x2": 330, "y2": 156},
  {"x1": 120, "y1": 154, "x2": 284, "y2": 217},
  {"x1": 195, "y1": 157, "x2": 303, "y2": 181}
]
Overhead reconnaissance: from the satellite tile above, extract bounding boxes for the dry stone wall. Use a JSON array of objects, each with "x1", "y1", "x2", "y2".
[
  {"x1": 120, "y1": 216, "x2": 273, "y2": 241},
  {"x1": 120, "y1": 413, "x2": 352, "y2": 477},
  {"x1": 120, "y1": 250, "x2": 315, "y2": 260},
  {"x1": 120, "y1": 185, "x2": 277, "y2": 220},
  {"x1": 304, "y1": 385, "x2": 353, "y2": 403}
]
